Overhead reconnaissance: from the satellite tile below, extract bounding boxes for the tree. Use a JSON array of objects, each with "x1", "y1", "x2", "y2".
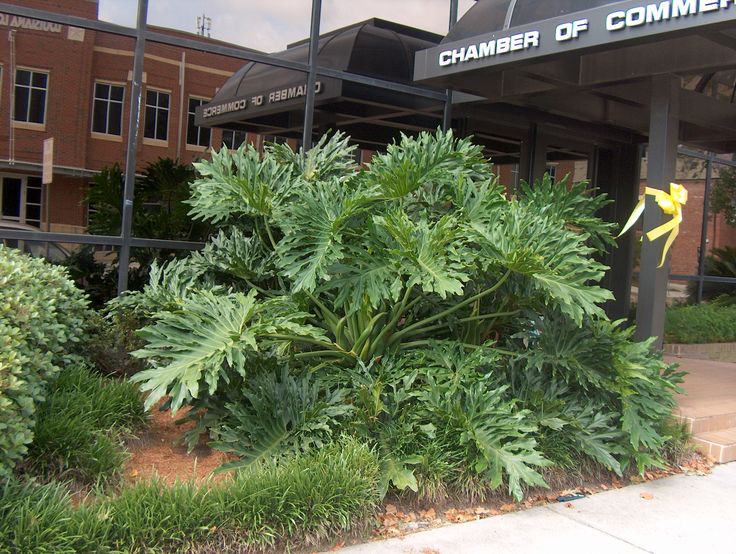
[{"x1": 711, "y1": 166, "x2": 736, "y2": 227}]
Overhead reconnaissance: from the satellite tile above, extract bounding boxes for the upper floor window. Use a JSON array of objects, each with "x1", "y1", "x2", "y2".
[
  {"x1": 14, "y1": 69, "x2": 48, "y2": 124},
  {"x1": 222, "y1": 129, "x2": 247, "y2": 149},
  {"x1": 144, "y1": 89, "x2": 169, "y2": 141},
  {"x1": 92, "y1": 82, "x2": 125, "y2": 135},
  {"x1": 186, "y1": 97, "x2": 211, "y2": 147}
]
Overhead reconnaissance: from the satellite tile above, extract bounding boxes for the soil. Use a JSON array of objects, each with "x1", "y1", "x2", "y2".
[{"x1": 124, "y1": 402, "x2": 233, "y2": 485}]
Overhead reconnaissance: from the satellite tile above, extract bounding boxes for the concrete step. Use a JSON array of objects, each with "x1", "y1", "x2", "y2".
[
  {"x1": 677, "y1": 410, "x2": 736, "y2": 435},
  {"x1": 693, "y1": 427, "x2": 736, "y2": 464}
]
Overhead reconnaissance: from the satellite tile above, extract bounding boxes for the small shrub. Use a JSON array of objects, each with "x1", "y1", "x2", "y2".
[
  {"x1": 86, "y1": 311, "x2": 146, "y2": 377},
  {"x1": 687, "y1": 246, "x2": 736, "y2": 303},
  {"x1": 26, "y1": 364, "x2": 146, "y2": 484},
  {"x1": 665, "y1": 303, "x2": 736, "y2": 343},
  {"x1": 0, "y1": 438, "x2": 379, "y2": 553},
  {"x1": 0, "y1": 245, "x2": 91, "y2": 478}
]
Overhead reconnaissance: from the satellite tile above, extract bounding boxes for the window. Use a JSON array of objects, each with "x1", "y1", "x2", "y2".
[
  {"x1": 144, "y1": 89, "x2": 169, "y2": 141},
  {"x1": 1, "y1": 175, "x2": 42, "y2": 227},
  {"x1": 92, "y1": 82, "x2": 124, "y2": 135},
  {"x1": 222, "y1": 129, "x2": 247, "y2": 149},
  {"x1": 186, "y1": 97, "x2": 211, "y2": 147},
  {"x1": 14, "y1": 69, "x2": 48, "y2": 124},
  {"x1": 545, "y1": 164, "x2": 557, "y2": 182}
]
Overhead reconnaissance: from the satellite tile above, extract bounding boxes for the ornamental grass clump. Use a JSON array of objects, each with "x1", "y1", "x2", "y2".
[
  {"x1": 121, "y1": 130, "x2": 683, "y2": 502},
  {"x1": 0, "y1": 245, "x2": 91, "y2": 478}
]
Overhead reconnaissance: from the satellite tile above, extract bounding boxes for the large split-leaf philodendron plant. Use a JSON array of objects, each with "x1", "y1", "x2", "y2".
[
  {"x1": 122, "y1": 130, "x2": 681, "y2": 501},
  {"x1": 129, "y1": 130, "x2": 612, "y2": 411}
]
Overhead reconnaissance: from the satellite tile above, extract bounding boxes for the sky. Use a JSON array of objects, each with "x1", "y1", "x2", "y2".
[{"x1": 98, "y1": 0, "x2": 476, "y2": 52}]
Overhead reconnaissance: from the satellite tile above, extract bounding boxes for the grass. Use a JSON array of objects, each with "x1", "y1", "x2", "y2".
[
  {"x1": 0, "y1": 438, "x2": 380, "y2": 553},
  {"x1": 24, "y1": 364, "x2": 147, "y2": 485},
  {"x1": 664, "y1": 303, "x2": 736, "y2": 344}
]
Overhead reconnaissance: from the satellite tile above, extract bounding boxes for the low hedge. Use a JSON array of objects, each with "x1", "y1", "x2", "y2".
[
  {"x1": 0, "y1": 438, "x2": 380, "y2": 553},
  {"x1": 26, "y1": 364, "x2": 146, "y2": 484},
  {"x1": 0, "y1": 245, "x2": 91, "y2": 478},
  {"x1": 665, "y1": 303, "x2": 736, "y2": 344}
]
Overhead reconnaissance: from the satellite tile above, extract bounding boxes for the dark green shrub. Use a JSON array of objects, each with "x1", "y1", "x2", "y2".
[
  {"x1": 124, "y1": 131, "x2": 682, "y2": 500},
  {"x1": 687, "y1": 246, "x2": 736, "y2": 303},
  {"x1": 0, "y1": 245, "x2": 91, "y2": 478},
  {"x1": 665, "y1": 303, "x2": 736, "y2": 343},
  {"x1": 86, "y1": 311, "x2": 146, "y2": 377},
  {"x1": 26, "y1": 364, "x2": 146, "y2": 484}
]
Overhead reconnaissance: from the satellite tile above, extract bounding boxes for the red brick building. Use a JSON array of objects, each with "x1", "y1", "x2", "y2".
[{"x1": 0, "y1": 0, "x2": 249, "y2": 236}]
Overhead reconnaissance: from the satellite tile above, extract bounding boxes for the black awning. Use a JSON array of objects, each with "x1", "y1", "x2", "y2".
[
  {"x1": 415, "y1": 0, "x2": 736, "y2": 152},
  {"x1": 196, "y1": 19, "x2": 447, "y2": 146}
]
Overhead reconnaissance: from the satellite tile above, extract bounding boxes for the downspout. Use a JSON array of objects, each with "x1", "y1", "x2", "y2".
[
  {"x1": 176, "y1": 51, "x2": 186, "y2": 158},
  {"x1": 8, "y1": 30, "x2": 16, "y2": 164}
]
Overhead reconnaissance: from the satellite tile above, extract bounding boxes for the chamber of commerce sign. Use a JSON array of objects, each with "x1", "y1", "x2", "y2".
[
  {"x1": 415, "y1": 0, "x2": 736, "y2": 79},
  {"x1": 0, "y1": 13, "x2": 62, "y2": 33},
  {"x1": 202, "y1": 81, "x2": 323, "y2": 120}
]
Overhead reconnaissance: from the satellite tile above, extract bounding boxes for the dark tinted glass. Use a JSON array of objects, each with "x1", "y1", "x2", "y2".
[
  {"x1": 110, "y1": 85, "x2": 124, "y2": 102},
  {"x1": 95, "y1": 82, "x2": 109, "y2": 98},
  {"x1": 108, "y1": 102, "x2": 122, "y2": 135},
  {"x1": 26, "y1": 186, "x2": 42, "y2": 204},
  {"x1": 156, "y1": 109, "x2": 168, "y2": 140},
  {"x1": 510, "y1": 0, "x2": 623, "y2": 26},
  {"x1": 32, "y1": 72, "x2": 47, "y2": 88},
  {"x1": 29, "y1": 89, "x2": 46, "y2": 123},
  {"x1": 14, "y1": 86, "x2": 29, "y2": 120},
  {"x1": 16, "y1": 69, "x2": 30, "y2": 86},
  {"x1": 2, "y1": 179, "x2": 21, "y2": 218},
  {"x1": 144, "y1": 105, "x2": 156, "y2": 138},
  {"x1": 92, "y1": 99, "x2": 107, "y2": 132},
  {"x1": 26, "y1": 205, "x2": 41, "y2": 222}
]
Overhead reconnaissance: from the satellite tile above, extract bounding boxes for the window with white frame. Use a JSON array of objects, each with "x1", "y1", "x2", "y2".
[
  {"x1": 144, "y1": 89, "x2": 170, "y2": 141},
  {"x1": 1, "y1": 175, "x2": 43, "y2": 227},
  {"x1": 222, "y1": 129, "x2": 247, "y2": 149},
  {"x1": 187, "y1": 97, "x2": 211, "y2": 147},
  {"x1": 14, "y1": 69, "x2": 48, "y2": 124},
  {"x1": 92, "y1": 82, "x2": 125, "y2": 135}
]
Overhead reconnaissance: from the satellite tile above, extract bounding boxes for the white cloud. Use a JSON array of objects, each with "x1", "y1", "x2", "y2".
[{"x1": 98, "y1": 0, "x2": 476, "y2": 52}]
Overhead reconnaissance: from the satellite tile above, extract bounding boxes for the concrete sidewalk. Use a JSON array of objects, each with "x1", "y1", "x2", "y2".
[{"x1": 336, "y1": 463, "x2": 736, "y2": 554}]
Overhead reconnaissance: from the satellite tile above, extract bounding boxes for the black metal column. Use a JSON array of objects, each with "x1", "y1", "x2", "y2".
[
  {"x1": 302, "y1": 0, "x2": 322, "y2": 150},
  {"x1": 696, "y1": 154, "x2": 713, "y2": 303},
  {"x1": 635, "y1": 75, "x2": 680, "y2": 347},
  {"x1": 442, "y1": 0, "x2": 459, "y2": 132},
  {"x1": 598, "y1": 144, "x2": 641, "y2": 320},
  {"x1": 518, "y1": 123, "x2": 547, "y2": 187},
  {"x1": 117, "y1": 0, "x2": 148, "y2": 295}
]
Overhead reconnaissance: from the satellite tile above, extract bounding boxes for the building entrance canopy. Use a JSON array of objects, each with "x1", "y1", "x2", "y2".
[
  {"x1": 414, "y1": 0, "x2": 736, "y2": 152},
  {"x1": 195, "y1": 20, "x2": 449, "y2": 148}
]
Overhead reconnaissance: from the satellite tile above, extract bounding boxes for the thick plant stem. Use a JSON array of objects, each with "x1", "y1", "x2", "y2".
[
  {"x1": 368, "y1": 286, "x2": 414, "y2": 358},
  {"x1": 402, "y1": 310, "x2": 520, "y2": 340},
  {"x1": 389, "y1": 270, "x2": 512, "y2": 346},
  {"x1": 261, "y1": 334, "x2": 339, "y2": 350}
]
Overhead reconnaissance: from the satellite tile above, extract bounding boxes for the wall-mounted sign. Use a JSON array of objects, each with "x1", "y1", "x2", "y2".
[
  {"x1": 0, "y1": 13, "x2": 62, "y2": 34},
  {"x1": 42, "y1": 138, "x2": 54, "y2": 185},
  {"x1": 201, "y1": 81, "x2": 323, "y2": 120},
  {"x1": 415, "y1": 0, "x2": 736, "y2": 81}
]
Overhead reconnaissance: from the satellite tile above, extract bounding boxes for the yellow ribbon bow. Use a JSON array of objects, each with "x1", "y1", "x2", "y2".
[{"x1": 618, "y1": 183, "x2": 688, "y2": 268}]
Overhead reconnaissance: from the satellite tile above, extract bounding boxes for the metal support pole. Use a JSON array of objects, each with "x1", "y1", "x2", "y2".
[
  {"x1": 442, "y1": 0, "x2": 459, "y2": 132},
  {"x1": 302, "y1": 0, "x2": 322, "y2": 150},
  {"x1": 635, "y1": 74, "x2": 679, "y2": 347},
  {"x1": 697, "y1": 154, "x2": 714, "y2": 303},
  {"x1": 518, "y1": 123, "x2": 546, "y2": 188},
  {"x1": 117, "y1": 0, "x2": 148, "y2": 295}
]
